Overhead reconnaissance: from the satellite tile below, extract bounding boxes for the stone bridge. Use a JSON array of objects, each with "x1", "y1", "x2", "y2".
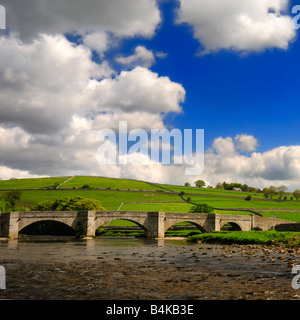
[{"x1": 0, "y1": 210, "x2": 295, "y2": 239}]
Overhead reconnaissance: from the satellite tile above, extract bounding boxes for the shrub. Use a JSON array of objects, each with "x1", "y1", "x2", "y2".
[
  {"x1": 82, "y1": 184, "x2": 90, "y2": 189},
  {"x1": 32, "y1": 196, "x2": 106, "y2": 211},
  {"x1": 52, "y1": 197, "x2": 106, "y2": 211},
  {"x1": 189, "y1": 203, "x2": 214, "y2": 213},
  {"x1": 0, "y1": 198, "x2": 7, "y2": 212},
  {"x1": 32, "y1": 200, "x2": 54, "y2": 211},
  {"x1": 2, "y1": 190, "x2": 23, "y2": 208},
  {"x1": 245, "y1": 195, "x2": 252, "y2": 201},
  {"x1": 13, "y1": 206, "x2": 31, "y2": 211}
]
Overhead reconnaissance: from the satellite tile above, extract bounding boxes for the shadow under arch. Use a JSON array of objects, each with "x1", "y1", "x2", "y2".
[
  {"x1": 19, "y1": 220, "x2": 76, "y2": 236},
  {"x1": 220, "y1": 222, "x2": 242, "y2": 231},
  {"x1": 165, "y1": 221, "x2": 207, "y2": 235}
]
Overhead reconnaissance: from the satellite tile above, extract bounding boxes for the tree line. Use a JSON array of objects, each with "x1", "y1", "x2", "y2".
[{"x1": 184, "y1": 180, "x2": 300, "y2": 201}]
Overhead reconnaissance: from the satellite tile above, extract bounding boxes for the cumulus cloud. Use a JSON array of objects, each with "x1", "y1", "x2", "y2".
[
  {"x1": 0, "y1": 34, "x2": 184, "y2": 134},
  {"x1": 1, "y1": 1, "x2": 299, "y2": 191},
  {"x1": 0, "y1": 34, "x2": 113, "y2": 134},
  {"x1": 2, "y1": 0, "x2": 161, "y2": 41},
  {"x1": 116, "y1": 46, "x2": 156, "y2": 68},
  {"x1": 82, "y1": 32, "x2": 112, "y2": 57},
  {"x1": 0, "y1": 0, "x2": 188, "y2": 182},
  {"x1": 176, "y1": 0, "x2": 296, "y2": 54},
  {"x1": 93, "y1": 67, "x2": 185, "y2": 114},
  {"x1": 198, "y1": 136, "x2": 300, "y2": 191},
  {"x1": 0, "y1": 166, "x2": 41, "y2": 180},
  {"x1": 235, "y1": 134, "x2": 258, "y2": 152},
  {"x1": 0, "y1": 33, "x2": 186, "y2": 180},
  {"x1": 212, "y1": 137, "x2": 236, "y2": 155}
]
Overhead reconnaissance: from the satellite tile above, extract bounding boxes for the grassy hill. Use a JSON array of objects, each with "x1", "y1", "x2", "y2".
[
  {"x1": 0, "y1": 175, "x2": 299, "y2": 222},
  {"x1": 0, "y1": 176, "x2": 70, "y2": 190}
]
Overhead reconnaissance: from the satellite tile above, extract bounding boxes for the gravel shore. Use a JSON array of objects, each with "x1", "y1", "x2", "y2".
[{"x1": 0, "y1": 239, "x2": 299, "y2": 300}]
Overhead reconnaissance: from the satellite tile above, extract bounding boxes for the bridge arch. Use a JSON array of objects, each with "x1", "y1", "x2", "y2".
[
  {"x1": 96, "y1": 218, "x2": 147, "y2": 231},
  {"x1": 18, "y1": 217, "x2": 77, "y2": 234},
  {"x1": 164, "y1": 220, "x2": 207, "y2": 234},
  {"x1": 19, "y1": 220, "x2": 76, "y2": 235},
  {"x1": 220, "y1": 221, "x2": 242, "y2": 231},
  {"x1": 95, "y1": 217, "x2": 148, "y2": 232}
]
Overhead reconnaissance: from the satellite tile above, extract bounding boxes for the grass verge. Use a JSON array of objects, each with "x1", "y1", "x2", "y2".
[{"x1": 187, "y1": 230, "x2": 300, "y2": 248}]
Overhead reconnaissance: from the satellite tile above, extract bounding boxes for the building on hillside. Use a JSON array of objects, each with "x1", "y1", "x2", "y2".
[{"x1": 232, "y1": 187, "x2": 243, "y2": 192}]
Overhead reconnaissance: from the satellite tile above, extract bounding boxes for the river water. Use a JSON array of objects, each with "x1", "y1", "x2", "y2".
[{"x1": 0, "y1": 236, "x2": 299, "y2": 300}]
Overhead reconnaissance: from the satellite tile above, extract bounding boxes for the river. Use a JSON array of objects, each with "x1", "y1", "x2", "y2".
[{"x1": 0, "y1": 236, "x2": 299, "y2": 300}]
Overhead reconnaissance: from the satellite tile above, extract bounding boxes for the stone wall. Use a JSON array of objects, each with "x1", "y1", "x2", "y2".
[{"x1": 275, "y1": 223, "x2": 300, "y2": 232}]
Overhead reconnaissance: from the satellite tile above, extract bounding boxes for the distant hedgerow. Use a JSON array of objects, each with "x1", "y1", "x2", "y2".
[
  {"x1": 189, "y1": 203, "x2": 214, "y2": 213},
  {"x1": 31, "y1": 196, "x2": 106, "y2": 211}
]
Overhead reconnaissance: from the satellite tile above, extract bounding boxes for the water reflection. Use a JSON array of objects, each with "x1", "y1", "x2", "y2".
[{"x1": 0, "y1": 235, "x2": 196, "y2": 265}]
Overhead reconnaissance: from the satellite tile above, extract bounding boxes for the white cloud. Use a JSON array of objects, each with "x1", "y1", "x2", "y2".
[
  {"x1": 116, "y1": 46, "x2": 156, "y2": 68},
  {"x1": 200, "y1": 136, "x2": 300, "y2": 191},
  {"x1": 235, "y1": 134, "x2": 258, "y2": 152},
  {"x1": 155, "y1": 51, "x2": 168, "y2": 59},
  {"x1": 176, "y1": 0, "x2": 296, "y2": 54},
  {"x1": 2, "y1": 0, "x2": 161, "y2": 41},
  {"x1": 94, "y1": 66, "x2": 185, "y2": 114},
  {"x1": 0, "y1": 34, "x2": 113, "y2": 134},
  {"x1": 0, "y1": 34, "x2": 186, "y2": 179},
  {"x1": 211, "y1": 137, "x2": 236, "y2": 155},
  {"x1": 0, "y1": 166, "x2": 41, "y2": 180},
  {"x1": 82, "y1": 32, "x2": 112, "y2": 57}
]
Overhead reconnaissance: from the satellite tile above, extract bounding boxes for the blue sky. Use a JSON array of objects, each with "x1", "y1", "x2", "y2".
[
  {"x1": 110, "y1": 0, "x2": 300, "y2": 153},
  {"x1": 1, "y1": 0, "x2": 300, "y2": 189}
]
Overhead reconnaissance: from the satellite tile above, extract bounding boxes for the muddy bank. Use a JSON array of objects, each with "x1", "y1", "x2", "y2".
[{"x1": 0, "y1": 238, "x2": 299, "y2": 300}]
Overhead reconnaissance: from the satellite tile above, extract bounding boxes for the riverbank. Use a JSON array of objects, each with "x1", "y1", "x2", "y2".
[
  {"x1": 187, "y1": 230, "x2": 300, "y2": 248},
  {"x1": 0, "y1": 237, "x2": 299, "y2": 300},
  {"x1": 96, "y1": 229, "x2": 300, "y2": 248}
]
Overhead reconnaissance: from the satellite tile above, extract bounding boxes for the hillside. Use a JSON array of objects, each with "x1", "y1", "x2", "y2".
[{"x1": 0, "y1": 175, "x2": 299, "y2": 222}]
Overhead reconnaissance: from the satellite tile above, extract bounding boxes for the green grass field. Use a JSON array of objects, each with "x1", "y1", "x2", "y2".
[
  {"x1": 187, "y1": 230, "x2": 300, "y2": 247},
  {"x1": 120, "y1": 202, "x2": 193, "y2": 213},
  {"x1": 61, "y1": 176, "x2": 161, "y2": 191},
  {"x1": 0, "y1": 176, "x2": 299, "y2": 223},
  {"x1": 5, "y1": 189, "x2": 179, "y2": 211},
  {"x1": 0, "y1": 177, "x2": 70, "y2": 190},
  {"x1": 157, "y1": 184, "x2": 268, "y2": 198}
]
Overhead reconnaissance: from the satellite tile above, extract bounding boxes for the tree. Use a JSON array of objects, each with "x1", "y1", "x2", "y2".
[
  {"x1": 265, "y1": 186, "x2": 276, "y2": 199},
  {"x1": 248, "y1": 187, "x2": 257, "y2": 193},
  {"x1": 0, "y1": 198, "x2": 7, "y2": 212},
  {"x1": 215, "y1": 183, "x2": 224, "y2": 190},
  {"x1": 184, "y1": 182, "x2": 191, "y2": 187},
  {"x1": 222, "y1": 182, "x2": 230, "y2": 190},
  {"x1": 241, "y1": 184, "x2": 249, "y2": 192},
  {"x1": 189, "y1": 203, "x2": 214, "y2": 213},
  {"x1": 276, "y1": 185, "x2": 288, "y2": 200},
  {"x1": 1, "y1": 190, "x2": 23, "y2": 209},
  {"x1": 32, "y1": 196, "x2": 106, "y2": 211},
  {"x1": 293, "y1": 189, "x2": 300, "y2": 200},
  {"x1": 194, "y1": 180, "x2": 206, "y2": 188}
]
